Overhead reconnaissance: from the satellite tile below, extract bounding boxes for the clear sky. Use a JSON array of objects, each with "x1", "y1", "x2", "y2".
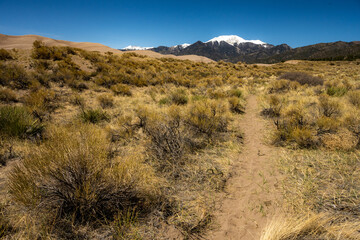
[{"x1": 1, "y1": 0, "x2": 359, "y2": 48}]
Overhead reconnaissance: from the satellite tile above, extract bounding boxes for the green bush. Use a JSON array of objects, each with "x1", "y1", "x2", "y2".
[
  {"x1": 0, "y1": 106, "x2": 43, "y2": 138},
  {"x1": 326, "y1": 86, "x2": 347, "y2": 97},
  {"x1": 80, "y1": 108, "x2": 110, "y2": 124}
]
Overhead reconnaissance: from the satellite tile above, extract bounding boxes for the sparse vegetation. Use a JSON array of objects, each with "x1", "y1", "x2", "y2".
[{"x1": 0, "y1": 42, "x2": 359, "y2": 239}]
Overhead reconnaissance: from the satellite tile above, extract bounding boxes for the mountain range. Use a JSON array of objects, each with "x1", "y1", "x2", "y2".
[{"x1": 122, "y1": 35, "x2": 360, "y2": 63}]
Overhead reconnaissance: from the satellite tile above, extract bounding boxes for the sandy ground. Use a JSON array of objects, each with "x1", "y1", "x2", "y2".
[
  {"x1": 206, "y1": 95, "x2": 282, "y2": 240},
  {"x1": 0, "y1": 34, "x2": 213, "y2": 63}
]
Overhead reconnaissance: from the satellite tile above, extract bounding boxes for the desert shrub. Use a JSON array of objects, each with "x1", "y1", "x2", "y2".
[
  {"x1": 326, "y1": 86, "x2": 347, "y2": 96},
  {"x1": 228, "y1": 97, "x2": 245, "y2": 114},
  {"x1": 70, "y1": 94, "x2": 85, "y2": 107},
  {"x1": 24, "y1": 88, "x2": 57, "y2": 111},
  {"x1": 227, "y1": 88, "x2": 243, "y2": 98},
  {"x1": 318, "y1": 95, "x2": 341, "y2": 118},
  {"x1": 261, "y1": 95, "x2": 283, "y2": 117},
  {"x1": 169, "y1": 88, "x2": 188, "y2": 105},
  {"x1": 31, "y1": 40, "x2": 72, "y2": 61},
  {"x1": 0, "y1": 106, "x2": 43, "y2": 138},
  {"x1": 0, "y1": 63, "x2": 30, "y2": 89},
  {"x1": 97, "y1": 93, "x2": 114, "y2": 108},
  {"x1": 290, "y1": 127, "x2": 318, "y2": 148},
  {"x1": 0, "y1": 87, "x2": 17, "y2": 102},
  {"x1": 69, "y1": 81, "x2": 88, "y2": 92},
  {"x1": 111, "y1": 83, "x2": 132, "y2": 96},
  {"x1": 279, "y1": 72, "x2": 324, "y2": 86},
  {"x1": 207, "y1": 88, "x2": 227, "y2": 99},
  {"x1": 343, "y1": 114, "x2": 360, "y2": 147},
  {"x1": 186, "y1": 99, "x2": 230, "y2": 137},
  {"x1": 316, "y1": 116, "x2": 340, "y2": 134},
  {"x1": 348, "y1": 90, "x2": 360, "y2": 108},
  {"x1": 8, "y1": 125, "x2": 160, "y2": 225},
  {"x1": 140, "y1": 109, "x2": 187, "y2": 164},
  {"x1": 0, "y1": 49, "x2": 13, "y2": 61},
  {"x1": 268, "y1": 79, "x2": 300, "y2": 93},
  {"x1": 80, "y1": 108, "x2": 110, "y2": 124}
]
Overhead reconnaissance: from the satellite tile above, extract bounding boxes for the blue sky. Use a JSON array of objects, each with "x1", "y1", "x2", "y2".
[{"x1": 1, "y1": 0, "x2": 359, "y2": 48}]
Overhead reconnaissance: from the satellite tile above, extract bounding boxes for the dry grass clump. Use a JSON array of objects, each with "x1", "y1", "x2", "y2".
[
  {"x1": 268, "y1": 79, "x2": 300, "y2": 93},
  {"x1": 111, "y1": 83, "x2": 132, "y2": 96},
  {"x1": 279, "y1": 71, "x2": 324, "y2": 86},
  {"x1": 261, "y1": 213, "x2": 360, "y2": 240},
  {"x1": 275, "y1": 150, "x2": 360, "y2": 239},
  {"x1": 169, "y1": 88, "x2": 188, "y2": 105},
  {"x1": 347, "y1": 90, "x2": 360, "y2": 108},
  {"x1": 0, "y1": 87, "x2": 17, "y2": 102},
  {"x1": 97, "y1": 93, "x2": 114, "y2": 108},
  {"x1": 8, "y1": 125, "x2": 161, "y2": 234}
]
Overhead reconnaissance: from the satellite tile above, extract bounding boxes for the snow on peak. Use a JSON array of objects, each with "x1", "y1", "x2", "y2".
[
  {"x1": 172, "y1": 43, "x2": 190, "y2": 49},
  {"x1": 179, "y1": 43, "x2": 190, "y2": 48},
  {"x1": 123, "y1": 45, "x2": 153, "y2": 50},
  {"x1": 206, "y1": 35, "x2": 266, "y2": 46}
]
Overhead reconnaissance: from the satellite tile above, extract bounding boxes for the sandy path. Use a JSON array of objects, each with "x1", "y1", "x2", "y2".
[{"x1": 206, "y1": 95, "x2": 281, "y2": 240}]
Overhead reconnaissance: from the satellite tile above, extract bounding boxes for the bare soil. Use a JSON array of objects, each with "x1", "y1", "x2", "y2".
[{"x1": 206, "y1": 95, "x2": 282, "y2": 240}]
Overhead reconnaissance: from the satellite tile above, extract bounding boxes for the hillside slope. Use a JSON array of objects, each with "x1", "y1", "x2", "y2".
[{"x1": 0, "y1": 34, "x2": 213, "y2": 62}]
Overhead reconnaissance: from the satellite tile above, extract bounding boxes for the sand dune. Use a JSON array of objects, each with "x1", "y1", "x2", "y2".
[{"x1": 0, "y1": 34, "x2": 213, "y2": 63}]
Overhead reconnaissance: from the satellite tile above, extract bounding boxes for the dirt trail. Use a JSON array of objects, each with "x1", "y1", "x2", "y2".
[{"x1": 207, "y1": 95, "x2": 281, "y2": 240}]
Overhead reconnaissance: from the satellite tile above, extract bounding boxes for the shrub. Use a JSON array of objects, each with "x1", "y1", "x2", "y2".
[
  {"x1": 279, "y1": 72, "x2": 324, "y2": 86},
  {"x1": 0, "y1": 49, "x2": 13, "y2": 61},
  {"x1": 80, "y1": 108, "x2": 110, "y2": 124},
  {"x1": 31, "y1": 40, "x2": 72, "y2": 61},
  {"x1": 318, "y1": 95, "x2": 341, "y2": 118},
  {"x1": 316, "y1": 116, "x2": 340, "y2": 134},
  {"x1": 0, "y1": 106, "x2": 43, "y2": 138},
  {"x1": 348, "y1": 90, "x2": 360, "y2": 108},
  {"x1": 228, "y1": 97, "x2": 245, "y2": 114},
  {"x1": 141, "y1": 110, "x2": 187, "y2": 163},
  {"x1": 111, "y1": 83, "x2": 132, "y2": 96},
  {"x1": 0, "y1": 87, "x2": 17, "y2": 102},
  {"x1": 227, "y1": 88, "x2": 243, "y2": 98},
  {"x1": 268, "y1": 79, "x2": 300, "y2": 93},
  {"x1": 261, "y1": 95, "x2": 283, "y2": 118},
  {"x1": 0, "y1": 63, "x2": 30, "y2": 89},
  {"x1": 8, "y1": 125, "x2": 159, "y2": 224},
  {"x1": 24, "y1": 88, "x2": 57, "y2": 112},
  {"x1": 186, "y1": 99, "x2": 230, "y2": 137},
  {"x1": 97, "y1": 93, "x2": 114, "y2": 108},
  {"x1": 290, "y1": 127, "x2": 318, "y2": 148},
  {"x1": 169, "y1": 88, "x2": 188, "y2": 105}
]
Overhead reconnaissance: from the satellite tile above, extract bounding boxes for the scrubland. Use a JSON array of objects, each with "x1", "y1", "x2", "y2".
[{"x1": 0, "y1": 42, "x2": 360, "y2": 239}]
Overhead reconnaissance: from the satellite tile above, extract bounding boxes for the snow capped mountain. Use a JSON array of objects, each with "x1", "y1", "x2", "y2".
[
  {"x1": 123, "y1": 45, "x2": 153, "y2": 51},
  {"x1": 177, "y1": 43, "x2": 190, "y2": 49},
  {"x1": 206, "y1": 35, "x2": 266, "y2": 46}
]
